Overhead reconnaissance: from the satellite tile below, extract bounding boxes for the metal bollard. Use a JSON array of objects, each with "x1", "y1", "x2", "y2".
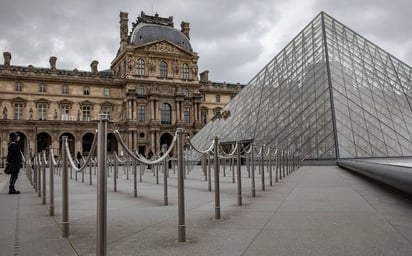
[
  {"x1": 236, "y1": 142, "x2": 242, "y2": 206},
  {"x1": 89, "y1": 162, "x2": 93, "y2": 185},
  {"x1": 207, "y1": 153, "x2": 211, "y2": 192},
  {"x1": 139, "y1": 162, "x2": 142, "y2": 183},
  {"x1": 62, "y1": 136, "x2": 70, "y2": 238},
  {"x1": 246, "y1": 153, "x2": 250, "y2": 178},
  {"x1": 41, "y1": 151, "x2": 47, "y2": 205},
  {"x1": 231, "y1": 157, "x2": 235, "y2": 184},
  {"x1": 213, "y1": 137, "x2": 221, "y2": 219},
  {"x1": 177, "y1": 128, "x2": 186, "y2": 242},
  {"x1": 251, "y1": 144, "x2": 256, "y2": 197},
  {"x1": 134, "y1": 161, "x2": 137, "y2": 197},
  {"x1": 261, "y1": 145, "x2": 265, "y2": 191},
  {"x1": 114, "y1": 153, "x2": 117, "y2": 192},
  {"x1": 156, "y1": 162, "x2": 159, "y2": 184},
  {"x1": 96, "y1": 115, "x2": 108, "y2": 256},
  {"x1": 268, "y1": 148, "x2": 273, "y2": 186},
  {"x1": 202, "y1": 154, "x2": 207, "y2": 181},
  {"x1": 33, "y1": 156, "x2": 38, "y2": 191},
  {"x1": 37, "y1": 155, "x2": 41, "y2": 197},
  {"x1": 49, "y1": 146, "x2": 55, "y2": 216},
  {"x1": 222, "y1": 158, "x2": 226, "y2": 177},
  {"x1": 162, "y1": 144, "x2": 168, "y2": 206},
  {"x1": 275, "y1": 149, "x2": 279, "y2": 183}
]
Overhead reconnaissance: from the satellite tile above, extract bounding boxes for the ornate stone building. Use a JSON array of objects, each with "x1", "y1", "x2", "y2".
[{"x1": 0, "y1": 11, "x2": 242, "y2": 165}]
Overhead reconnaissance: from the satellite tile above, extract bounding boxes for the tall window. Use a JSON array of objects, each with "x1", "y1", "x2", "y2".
[
  {"x1": 138, "y1": 105, "x2": 145, "y2": 122},
  {"x1": 137, "y1": 86, "x2": 145, "y2": 95},
  {"x1": 61, "y1": 105, "x2": 70, "y2": 120},
  {"x1": 137, "y1": 58, "x2": 145, "y2": 76},
  {"x1": 15, "y1": 81, "x2": 22, "y2": 91},
  {"x1": 39, "y1": 103, "x2": 47, "y2": 120},
  {"x1": 62, "y1": 84, "x2": 69, "y2": 94},
  {"x1": 184, "y1": 89, "x2": 189, "y2": 97},
  {"x1": 160, "y1": 103, "x2": 172, "y2": 124},
  {"x1": 184, "y1": 107, "x2": 190, "y2": 124},
  {"x1": 201, "y1": 111, "x2": 207, "y2": 123},
  {"x1": 160, "y1": 61, "x2": 168, "y2": 78},
  {"x1": 83, "y1": 86, "x2": 90, "y2": 95},
  {"x1": 82, "y1": 106, "x2": 91, "y2": 121},
  {"x1": 39, "y1": 83, "x2": 47, "y2": 93},
  {"x1": 216, "y1": 95, "x2": 221, "y2": 103},
  {"x1": 104, "y1": 87, "x2": 110, "y2": 97},
  {"x1": 182, "y1": 63, "x2": 189, "y2": 79},
  {"x1": 14, "y1": 103, "x2": 24, "y2": 120}
]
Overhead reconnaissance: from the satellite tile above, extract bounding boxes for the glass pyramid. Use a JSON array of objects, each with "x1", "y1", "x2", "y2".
[{"x1": 191, "y1": 12, "x2": 412, "y2": 160}]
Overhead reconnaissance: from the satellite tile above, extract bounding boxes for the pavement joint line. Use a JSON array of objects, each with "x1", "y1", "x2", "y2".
[
  {"x1": 240, "y1": 169, "x2": 299, "y2": 256},
  {"x1": 13, "y1": 193, "x2": 21, "y2": 256}
]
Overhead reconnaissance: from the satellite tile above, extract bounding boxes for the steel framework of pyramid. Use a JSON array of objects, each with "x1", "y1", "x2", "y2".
[{"x1": 191, "y1": 12, "x2": 412, "y2": 160}]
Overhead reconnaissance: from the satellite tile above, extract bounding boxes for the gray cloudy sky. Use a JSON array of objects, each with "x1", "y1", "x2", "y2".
[{"x1": 1, "y1": 0, "x2": 411, "y2": 84}]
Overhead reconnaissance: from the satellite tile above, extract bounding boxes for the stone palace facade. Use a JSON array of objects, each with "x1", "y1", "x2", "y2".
[{"x1": 0, "y1": 11, "x2": 243, "y2": 165}]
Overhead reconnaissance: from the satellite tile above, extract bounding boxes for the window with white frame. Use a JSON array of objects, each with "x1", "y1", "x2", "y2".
[
  {"x1": 61, "y1": 105, "x2": 70, "y2": 120},
  {"x1": 160, "y1": 61, "x2": 168, "y2": 78},
  {"x1": 137, "y1": 58, "x2": 145, "y2": 76},
  {"x1": 14, "y1": 103, "x2": 24, "y2": 120},
  {"x1": 137, "y1": 105, "x2": 145, "y2": 122},
  {"x1": 104, "y1": 87, "x2": 110, "y2": 97},
  {"x1": 160, "y1": 103, "x2": 172, "y2": 124},
  {"x1": 137, "y1": 86, "x2": 145, "y2": 95},
  {"x1": 62, "y1": 84, "x2": 69, "y2": 94},
  {"x1": 184, "y1": 107, "x2": 190, "y2": 123},
  {"x1": 15, "y1": 81, "x2": 22, "y2": 92},
  {"x1": 182, "y1": 63, "x2": 189, "y2": 79},
  {"x1": 39, "y1": 103, "x2": 47, "y2": 120},
  {"x1": 39, "y1": 83, "x2": 47, "y2": 93},
  {"x1": 82, "y1": 106, "x2": 91, "y2": 121},
  {"x1": 216, "y1": 95, "x2": 221, "y2": 103},
  {"x1": 184, "y1": 89, "x2": 189, "y2": 97}
]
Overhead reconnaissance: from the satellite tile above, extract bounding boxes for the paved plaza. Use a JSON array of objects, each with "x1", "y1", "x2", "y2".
[{"x1": 1, "y1": 165, "x2": 412, "y2": 256}]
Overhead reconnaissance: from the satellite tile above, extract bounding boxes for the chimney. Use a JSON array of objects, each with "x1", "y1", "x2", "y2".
[
  {"x1": 200, "y1": 70, "x2": 209, "y2": 82},
  {"x1": 49, "y1": 56, "x2": 57, "y2": 71},
  {"x1": 3, "y1": 52, "x2": 11, "y2": 66},
  {"x1": 181, "y1": 21, "x2": 190, "y2": 39},
  {"x1": 91, "y1": 60, "x2": 98, "y2": 73},
  {"x1": 120, "y1": 12, "x2": 129, "y2": 51}
]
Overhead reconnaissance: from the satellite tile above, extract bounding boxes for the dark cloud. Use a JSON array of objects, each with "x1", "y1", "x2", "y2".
[{"x1": 1, "y1": 0, "x2": 411, "y2": 83}]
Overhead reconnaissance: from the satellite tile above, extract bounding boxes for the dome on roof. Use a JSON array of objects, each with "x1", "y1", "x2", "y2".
[{"x1": 130, "y1": 23, "x2": 193, "y2": 52}]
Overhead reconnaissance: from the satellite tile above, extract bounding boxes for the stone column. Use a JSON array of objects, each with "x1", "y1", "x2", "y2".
[{"x1": 128, "y1": 100, "x2": 132, "y2": 120}]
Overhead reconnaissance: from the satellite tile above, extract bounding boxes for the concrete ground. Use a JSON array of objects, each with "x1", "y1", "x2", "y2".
[{"x1": 1, "y1": 164, "x2": 412, "y2": 256}]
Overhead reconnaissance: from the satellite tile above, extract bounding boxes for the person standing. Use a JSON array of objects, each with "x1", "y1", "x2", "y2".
[{"x1": 6, "y1": 132, "x2": 22, "y2": 194}]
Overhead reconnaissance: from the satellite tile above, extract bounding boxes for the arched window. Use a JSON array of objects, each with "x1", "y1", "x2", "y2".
[
  {"x1": 83, "y1": 86, "x2": 90, "y2": 95},
  {"x1": 182, "y1": 63, "x2": 189, "y2": 79},
  {"x1": 160, "y1": 103, "x2": 172, "y2": 124},
  {"x1": 137, "y1": 58, "x2": 145, "y2": 76},
  {"x1": 160, "y1": 61, "x2": 168, "y2": 78}
]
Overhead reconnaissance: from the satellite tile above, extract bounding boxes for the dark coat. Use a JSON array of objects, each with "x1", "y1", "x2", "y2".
[{"x1": 7, "y1": 142, "x2": 22, "y2": 174}]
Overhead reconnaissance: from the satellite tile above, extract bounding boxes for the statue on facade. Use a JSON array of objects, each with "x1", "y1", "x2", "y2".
[
  {"x1": 53, "y1": 109, "x2": 58, "y2": 120},
  {"x1": 29, "y1": 108, "x2": 33, "y2": 120},
  {"x1": 3, "y1": 107, "x2": 7, "y2": 119}
]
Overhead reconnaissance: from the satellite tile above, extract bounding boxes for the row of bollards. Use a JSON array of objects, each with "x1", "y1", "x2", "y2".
[{"x1": 24, "y1": 117, "x2": 303, "y2": 255}]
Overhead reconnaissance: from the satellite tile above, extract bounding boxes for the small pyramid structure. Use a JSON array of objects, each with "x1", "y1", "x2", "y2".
[{"x1": 191, "y1": 12, "x2": 412, "y2": 160}]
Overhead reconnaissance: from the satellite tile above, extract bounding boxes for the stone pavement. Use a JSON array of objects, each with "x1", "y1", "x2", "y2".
[{"x1": 1, "y1": 165, "x2": 412, "y2": 256}]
